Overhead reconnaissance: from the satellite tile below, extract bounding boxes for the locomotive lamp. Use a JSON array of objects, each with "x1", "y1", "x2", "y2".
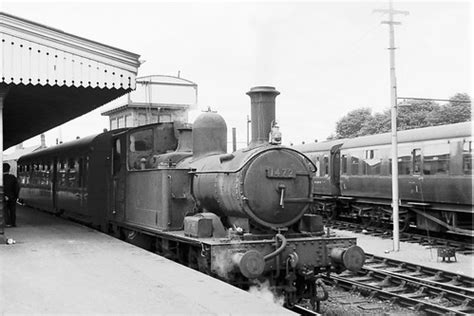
[{"x1": 269, "y1": 121, "x2": 282, "y2": 145}]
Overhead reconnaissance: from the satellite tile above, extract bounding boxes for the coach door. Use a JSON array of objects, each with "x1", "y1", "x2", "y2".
[
  {"x1": 409, "y1": 148, "x2": 423, "y2": 201},
  {"x1": 52, "y1": 158, "x2": 58, "y2": 211},
  {"x1": 330, "y1": 144, "x2": 343, "y2": 195},
  {"x1": 111, "y1": 134, "x2": 127, "y2": 222}
]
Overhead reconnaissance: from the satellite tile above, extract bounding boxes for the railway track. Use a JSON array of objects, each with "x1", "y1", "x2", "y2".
[
  {"x1": 326, "y1": 220, "x2": 474, "y2": 255},
  {"x1": 325, "y1": 253, "x2": 474, "y2": 315}
]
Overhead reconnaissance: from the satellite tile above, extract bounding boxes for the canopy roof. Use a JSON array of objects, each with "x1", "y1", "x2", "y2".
[{"x1": 0, "y1": 12, "x2": 141, "y2": 148}]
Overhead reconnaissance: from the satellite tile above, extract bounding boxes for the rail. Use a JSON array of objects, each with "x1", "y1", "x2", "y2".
[{"x1": 324, "y1": 253, "x2": 474, "y2": 315}]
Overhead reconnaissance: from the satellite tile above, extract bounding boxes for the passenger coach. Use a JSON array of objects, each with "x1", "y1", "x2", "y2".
[
  {"x1": 17, "y1": 130, "x2": 124, "y2": 229},
  {"x1": 296, "y1": 122, "x2": 473, "y2": 235}
]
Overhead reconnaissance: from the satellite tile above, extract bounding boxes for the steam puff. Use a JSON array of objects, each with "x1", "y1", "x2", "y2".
[
  {"x1": 214, "y1": 250, "x2": 234, "y2": 278},
  {"x1": 248, "y1": 280, "x2": 284, "y2": 306}
]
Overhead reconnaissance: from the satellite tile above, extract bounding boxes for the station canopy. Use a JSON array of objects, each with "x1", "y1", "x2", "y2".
[{"x1": 0, "y1": 12, "x2": 141, "y2": 149}]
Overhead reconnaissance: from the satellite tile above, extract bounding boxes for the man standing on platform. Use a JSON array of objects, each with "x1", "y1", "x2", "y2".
[{"x1": 3, "y1": 163, "x2": 19, "y2": 227}]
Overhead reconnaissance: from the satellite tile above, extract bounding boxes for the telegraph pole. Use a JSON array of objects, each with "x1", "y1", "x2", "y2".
[{"x1": 374, "y1": 0, "x2": 408, "y2": 252}]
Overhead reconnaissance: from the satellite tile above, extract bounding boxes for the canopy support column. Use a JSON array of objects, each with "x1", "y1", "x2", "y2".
[{"x1": 0, "y1": 88, "x2": 8, "y2": 242}]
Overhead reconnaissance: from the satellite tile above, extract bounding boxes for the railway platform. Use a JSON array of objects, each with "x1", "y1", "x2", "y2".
[
  {"x1": 0, "y1": 205, "x2": 294, "y2": 315},
  {"x1": 333, "y1": 228, "x2": 474, "y2": 277}
]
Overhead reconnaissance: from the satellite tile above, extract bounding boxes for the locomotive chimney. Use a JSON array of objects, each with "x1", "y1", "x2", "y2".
[{"x1": 246, "y1": 86, "x2": 280, "y2": 146}]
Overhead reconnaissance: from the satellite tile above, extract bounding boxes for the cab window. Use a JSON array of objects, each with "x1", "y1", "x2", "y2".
[
  {"x1": 128, "y1": 128, "x2": 153, "y2": 169},
  {"x1": 129, "y1": 129, "x2": 153, "y2": 152}
]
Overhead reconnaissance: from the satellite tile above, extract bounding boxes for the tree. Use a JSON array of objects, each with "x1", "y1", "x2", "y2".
[
  {"x1": 335, "y1": 108, "x2": 372, "y2": 139},
  {"x1": 359, "y1": 110, "x2": 391, "y2": 135},
  {"x1": 333, "y1": 93, "x2": 471, "y2": 139},
  {"x1": 427, "y1": 93, "x2": 471, "y2": 125},
  {"x1": 397, "y1": 100, "x2": 440, "y2": 130}
]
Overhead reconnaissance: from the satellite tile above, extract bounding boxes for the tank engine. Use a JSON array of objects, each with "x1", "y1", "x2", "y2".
[{"x1": 18, "y1": 86, "x2": 365, "y2": 310}]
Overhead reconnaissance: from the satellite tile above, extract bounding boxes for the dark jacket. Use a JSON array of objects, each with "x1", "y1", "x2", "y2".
[{"x1": 4, "y1": 173, "x2": 20, "y2": 200}]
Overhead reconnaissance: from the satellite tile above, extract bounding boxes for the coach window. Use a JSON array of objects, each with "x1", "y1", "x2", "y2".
[
  {"x1": 68, "y1": 158, "x2": 76, "y2": 174},
  {"x1": 83, "y1": 156, "x2": 89, "y2": 188},
  {"x1": 24, "y1": 165, "x2": 29, "y2": 184},
  {"x1": 363, "y1": 149, "x2": 381, "y2": 175},
  {"x1": 341, "y1": 154, "x2": 348, "y2": 174},
  {"x1": 39, "y1": 163, "x2": 44, "y2": 185},
  {"x1": 25, "y1": 165, "x2": 31, "y2": 185},
  {"x1": 44, "y1": 163, "x2": 49, "y2": 185},
  {"x1": 66, "y1": 159, "x2": 73, "y2": 187},
  {"x1": 389, "y1": 146, "x2": 408, "y2": 175},
  {"x1": 423, "y1": 142, "x2": 449, "y2": 175},
  {"x1": 59, "y1": 160, "x2": 67, "y2": 187},
  {"x1": 350, "y1": 151, "x2": 361, "y2": 175},
  {"x1": 44, "y1": 163, "x2": 50, "y2": 185},
  {"x1": 323, "y1": 155, "x2": 329, "y2": 176},
  {"x1": 78, "y1": 158, "x2": 83, "y2": 187},
  {"x1": 412, "y1": 149, "x2": 422, "y2": 175},
  {"x1": 463, "y1": 140, "x2": 472, "y2": 175},
  {"x1": 32, "y1": 164, "x2": 38, "y2": 185}
]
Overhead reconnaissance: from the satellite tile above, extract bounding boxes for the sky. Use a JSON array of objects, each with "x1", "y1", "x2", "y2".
[{"x1": 2, "y1": 0, "x2": 472, "y2": 152}]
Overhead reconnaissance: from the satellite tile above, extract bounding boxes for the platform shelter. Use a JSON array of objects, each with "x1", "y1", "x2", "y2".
[{"x1": 0, "y1": 12, "x2": 141, "y2": 240}]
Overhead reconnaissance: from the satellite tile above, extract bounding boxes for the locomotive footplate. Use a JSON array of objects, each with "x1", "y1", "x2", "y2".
[
  {"x1": 189, "y1": 234, "x2": 362, "y2": 280},
  {"x1": 190, "y1": 233, "x2": 364, "y2": 311},
  {"x1": 114, "y1": 221, "x2": 364, "y2": 281}
]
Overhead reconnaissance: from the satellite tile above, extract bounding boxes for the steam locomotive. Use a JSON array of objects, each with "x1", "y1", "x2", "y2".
[
  {"x1": 17, "y1": 86, "x2": 365, "y2": 309},
  {"x1": 295, "y1": 122, "x2": 472, "y2": 236}
]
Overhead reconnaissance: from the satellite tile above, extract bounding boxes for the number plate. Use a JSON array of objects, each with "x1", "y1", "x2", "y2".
[{"x1": 266, "y1": 168, "x2": 296, "y2": 179}]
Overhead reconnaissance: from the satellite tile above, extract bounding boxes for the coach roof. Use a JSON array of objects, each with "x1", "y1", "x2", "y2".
[{"x1": 340, "y1": 122, "x2": 472, "y2": 150}]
